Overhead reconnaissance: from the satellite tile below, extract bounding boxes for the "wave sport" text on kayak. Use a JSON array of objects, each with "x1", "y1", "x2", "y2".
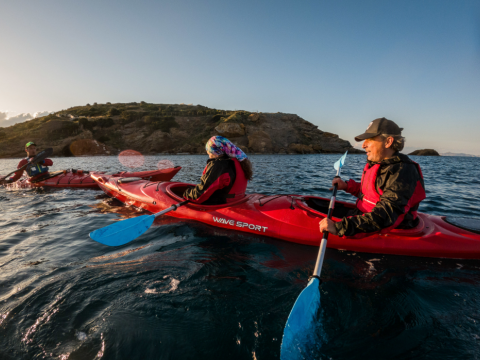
[{"x1": 212, "y1": 217, "x2": 268, "y2": 232}]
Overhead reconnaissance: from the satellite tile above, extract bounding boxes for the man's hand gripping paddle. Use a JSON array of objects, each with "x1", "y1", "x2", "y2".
[
  {"x1": 89, "y1": 201, "x2": 189, "y2": 246},
  {"x1": 280, "y1": 151, "x2": 347, "y2": 360},
  {"x1": 0, "y1": 148, "x2": 54, "y2": 184}
]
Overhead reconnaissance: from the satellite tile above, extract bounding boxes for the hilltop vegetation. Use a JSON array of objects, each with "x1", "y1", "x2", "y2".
[{"x1": 0, "y1": 102, "x2": 359, "y2": 158}]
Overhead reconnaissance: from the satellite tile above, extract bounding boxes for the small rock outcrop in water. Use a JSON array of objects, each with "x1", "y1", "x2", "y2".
[
  {"x1": 409, "y1": 149, "x2": 440, "y2": 156},
  {"x1": 0, "y1": 102, "x2": 363, "y2": 158}
]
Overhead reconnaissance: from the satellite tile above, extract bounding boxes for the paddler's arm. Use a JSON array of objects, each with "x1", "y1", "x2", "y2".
[
  {"x1": 319, "y1": 217, "x2": 338, "y2": 235},
  {"x1": 2, "y1": 159, "x2": 29, "y2": 184},
  {"x1": 334, "y1": 163, "x2": 418, "y2": 237},
  {"x1": 183, "y1": 161, "x2": 231, "y2": 204},
  {"x1": 42, "y1": 159, "x2": 53, "y2": 166},
  {"x1": 330, "y1": 178, "x2": 361, "y2": 197}
]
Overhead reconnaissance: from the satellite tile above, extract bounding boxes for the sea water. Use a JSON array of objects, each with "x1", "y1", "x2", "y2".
[{"x1": 0, "y1": 154, "x2": 479, "y2": 359}]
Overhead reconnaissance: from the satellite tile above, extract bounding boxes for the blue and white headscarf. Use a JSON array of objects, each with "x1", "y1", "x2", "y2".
[{"x1": 205, "y1": 136, "x2": 247, "y2": 162}]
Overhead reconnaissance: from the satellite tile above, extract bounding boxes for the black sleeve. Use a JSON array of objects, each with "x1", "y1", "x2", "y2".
[{"x1": 336, "y1": 163, "x2": 419, "y2": 237}]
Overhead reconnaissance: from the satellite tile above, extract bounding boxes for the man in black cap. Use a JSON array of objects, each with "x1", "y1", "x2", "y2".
[
  {"x1": 0, "y1": 142, "x2": 53, "y2": 185},
  {"x1": 319, "y1": 117, "x2": 426, "y2": 238}
]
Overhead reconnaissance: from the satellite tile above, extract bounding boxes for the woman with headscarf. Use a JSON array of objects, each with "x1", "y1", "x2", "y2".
[{"x1": 183, "y1": 136, "x2": 253, "y2": 205}]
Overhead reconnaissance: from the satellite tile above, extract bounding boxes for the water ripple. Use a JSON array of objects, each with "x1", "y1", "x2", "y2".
[{"x1": 0, "y1": 154, "x2": 479, "y2": 359}]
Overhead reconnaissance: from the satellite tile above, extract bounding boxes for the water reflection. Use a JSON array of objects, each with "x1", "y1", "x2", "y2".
[{"x1": 0, "y1": 154, "x2": 479, "y2": 359}]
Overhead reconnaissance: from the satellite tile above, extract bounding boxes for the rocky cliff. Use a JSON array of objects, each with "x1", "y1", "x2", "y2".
[{"x1": 0, "y1": 102, "x2": 362, "y2": 158}]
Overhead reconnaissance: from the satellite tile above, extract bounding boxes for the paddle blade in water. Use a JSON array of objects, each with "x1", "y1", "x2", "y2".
[
  {"x1": 89, "y1": 214, "x2": 155, "y2": 246},
  {"x1": 333, "y1": 151, "x2": 348, "y2": 171},
  {"x1": 281, "y1": 277, "x2": 324, "y2": 360}
]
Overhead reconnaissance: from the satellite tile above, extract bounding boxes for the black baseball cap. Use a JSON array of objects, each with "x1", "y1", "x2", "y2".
[{"x1": 355, "y1": 117, "x2": 403, "y2": 142}]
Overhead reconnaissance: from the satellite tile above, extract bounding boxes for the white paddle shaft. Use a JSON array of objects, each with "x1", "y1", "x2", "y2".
[{"x1": 312, "y1": 166, "x2": 342, "y2": 277}]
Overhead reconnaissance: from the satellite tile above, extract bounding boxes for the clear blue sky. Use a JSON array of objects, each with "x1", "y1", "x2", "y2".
[{"x1": 1, "y1": 0, "x2": 479, "y2": 154}]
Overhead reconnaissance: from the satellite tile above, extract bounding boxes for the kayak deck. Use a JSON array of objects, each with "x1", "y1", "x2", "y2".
[{"x1": 92, "y1": 174, "x2": 480, "y2": 259}]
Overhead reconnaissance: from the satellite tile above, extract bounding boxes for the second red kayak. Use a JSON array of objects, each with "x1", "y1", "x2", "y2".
[
  {"x1": 4, "y1": 167, "x2": 181, "y2": 189},
  {"x1": 91, "y1": 173, "x2": 480, "y2": 259}
]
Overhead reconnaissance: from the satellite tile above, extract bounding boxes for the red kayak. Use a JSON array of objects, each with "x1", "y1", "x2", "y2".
[
  {"x1": 4, "y1": 167, "x2": 181, "y2": 189},
  {"x1": 91, "y1": 173, "x2": 480, "y2": 259}
]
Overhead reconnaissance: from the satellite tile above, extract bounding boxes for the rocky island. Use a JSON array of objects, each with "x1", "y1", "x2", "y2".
[
  {"x1": 0, "y1": 102, "x2": 362, "y2": 158},
  {"x1": 409, "y1": 149, "x2": 440, "y2": 156}
]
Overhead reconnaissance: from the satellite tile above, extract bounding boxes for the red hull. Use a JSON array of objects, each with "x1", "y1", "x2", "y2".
[
  {"x1": 5, "y1": 167, "x2": 181, "y2": 189},
  {"x1": 91, "y1": 173, "x2": 480, "y2": 259}
]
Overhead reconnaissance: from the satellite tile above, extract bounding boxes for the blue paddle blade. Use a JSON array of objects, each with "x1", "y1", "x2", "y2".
[
  {"x1": 333, "y1": 151, "x2": 348, "y2": 171},
  {"x1": 89, "y1": 214, "x2": 155, "y2": 246},
  {"x1": 281, "y1": 278, "x2": 324, "y2": 360}
]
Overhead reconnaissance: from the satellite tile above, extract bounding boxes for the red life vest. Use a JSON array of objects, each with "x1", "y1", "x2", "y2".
[
  {"x1": 193, "y1": 158, "x2": 248, "y2": 204},
  {"x1": 226, "y1": 159, "x2": 248, "y2": 203},
  {"x1": 356, "y1": 161, "x2": 426, "y2": 233}
]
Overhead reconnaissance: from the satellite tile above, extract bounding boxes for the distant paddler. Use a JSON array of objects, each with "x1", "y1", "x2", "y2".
[
  {"x1": 183, "y1": 136, "x2": 253, "y2": 205},
  {"x1": 319, "y1": 117, "x2": 426, "y2": 238},
  {"x1": 0, "y1": 142, "x2": 54, "y2": 185}
]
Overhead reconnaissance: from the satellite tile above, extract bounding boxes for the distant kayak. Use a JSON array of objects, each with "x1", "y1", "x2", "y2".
[
  {"x1": 91, "y1": 173, "x2": 480, "y2": 259},
  {"x1": 3, "y1": 167, "x2": 181, "y2": 189}
]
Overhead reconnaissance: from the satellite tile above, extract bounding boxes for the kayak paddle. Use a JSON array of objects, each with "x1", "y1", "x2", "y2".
[
  {"x1": 1, "y1": 147, "x2": 54, "y2": 182},
  {"x1": 89, "y1": 200, "x2": 189, "y2": 246},
  {"x1": 280, "y1": 151, "x2": 347, "y2": 359}
]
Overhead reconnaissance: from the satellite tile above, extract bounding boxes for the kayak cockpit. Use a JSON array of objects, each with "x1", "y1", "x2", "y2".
[
  {"x1": 302, "y1": 197, "x2": 355, "y2": 219},
  {"x1": 165, "y1": 183, "x2": 252, "y2": 209},
  {"x1": 445, "y1": 217, "x2": 480, "y2": 235}
]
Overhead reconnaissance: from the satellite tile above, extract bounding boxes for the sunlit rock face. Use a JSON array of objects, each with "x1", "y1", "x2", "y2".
[
  {"x1": 68, "y1": 139, "x2": 112, "y2": 156},
  {"x1": 215, "y1": 123, "x2": 245, "y2": 138},
  {"x1": 248, "y1": 131, "x2": 272, "y2": 153}
]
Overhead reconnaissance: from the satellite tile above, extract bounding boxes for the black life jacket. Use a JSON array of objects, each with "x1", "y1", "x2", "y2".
[{"x1": 25, "y1": 157, "x2": 49, "y2": 177}]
